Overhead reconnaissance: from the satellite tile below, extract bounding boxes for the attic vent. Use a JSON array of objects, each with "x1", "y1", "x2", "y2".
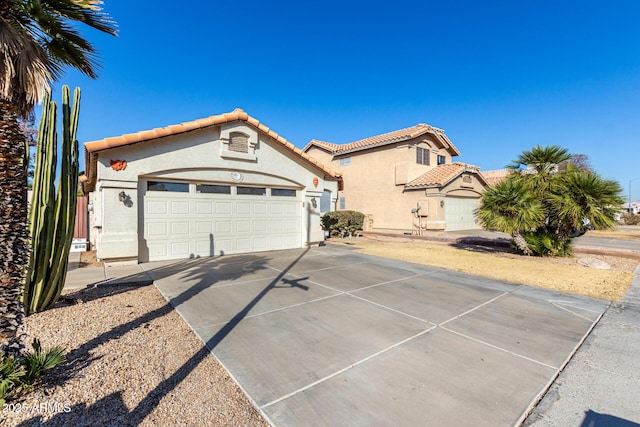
[
  {"x1": 463, "y1": 175, "x2": 472, "y2": 183},
  {"x1": 229, "y1": 132, "x2": 249, "y2": 153}
]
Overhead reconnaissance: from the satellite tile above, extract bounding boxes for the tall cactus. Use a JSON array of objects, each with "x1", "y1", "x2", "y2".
[{"x1": 23, "y1": 86, "x2": 81, "y2": 314}]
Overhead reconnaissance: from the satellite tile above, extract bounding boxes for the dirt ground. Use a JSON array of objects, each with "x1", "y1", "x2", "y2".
[
  {"x1": 334, "y1": 235, "x2": 637, "y2": 302},
  {"x1": 79, "y1": 251, "x2": 103, "y2": 268}
]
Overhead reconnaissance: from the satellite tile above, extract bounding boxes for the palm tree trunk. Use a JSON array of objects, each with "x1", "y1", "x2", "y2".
[
  {"x1": 511, "y1": 231, "x2": 533, "y2": 256},
  {"x1": 0, "y1": 98, "x2": 28, "y2": 357}
]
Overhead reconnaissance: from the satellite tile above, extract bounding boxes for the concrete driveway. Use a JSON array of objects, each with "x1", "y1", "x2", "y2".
[{"x1": 143, "y1": 245, "x2": 608, "y2": 426}]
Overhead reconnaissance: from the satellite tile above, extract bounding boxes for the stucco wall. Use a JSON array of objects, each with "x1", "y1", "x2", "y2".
[
  {"x1": 308, "y1": 136, "x2": 456, "y2": 232},
  {"x1": 91, "y1": 123, "x2": 337, "y2": 261}
]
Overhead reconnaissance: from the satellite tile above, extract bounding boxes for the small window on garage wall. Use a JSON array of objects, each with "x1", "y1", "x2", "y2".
[
  {"x1": 196, "y1": 184, "x2": 231, "y2": 194},
  {"x1": 147, "y1": 181, "x2": 189, "y2": 192},
  {"x1": 237, "y1": 186, "x2": 267, "y2": 196},
  {"x1": 271, "y1": 188, "x2": 296, "y2": 197},
  {"x1": 339, "y1": 196, "x2": 346, "y2": 210},
  {"x1": 320, "y1": 190, "x2": 332, "y2": 212},
  {"x1": 229, "y1": 132, "x2": 249, "y2": 153},
  {"x1": 339, "y1": 157, "x2": 351, "y2": 166}
]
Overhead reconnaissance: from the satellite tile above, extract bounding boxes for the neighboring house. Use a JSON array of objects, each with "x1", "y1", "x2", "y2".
[
  {"x1": 303, "y1": 124, "x2": 488, "y2": 233},
  {"x1": 81, "y1": 108, "x2": 341, "y2": 263},
  {"x1": 481, "y1": 169, "x2": 512, "y2": 187},
  {"x1": 629, "y1": 201, "x2": 640, "y2": 215}
]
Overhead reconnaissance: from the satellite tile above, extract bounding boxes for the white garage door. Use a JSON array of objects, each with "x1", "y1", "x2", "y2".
[
  {"x1": 444, "y1": 197, "x2": 480, "y2": 231},
  {"x1": 140, "y1": 180, "x2": 302, "y2": 261}
]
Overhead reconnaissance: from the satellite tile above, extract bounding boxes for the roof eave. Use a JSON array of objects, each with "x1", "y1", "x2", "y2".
[{"x1": 81, "y1": 109, "x2": 341, "y2": 193}]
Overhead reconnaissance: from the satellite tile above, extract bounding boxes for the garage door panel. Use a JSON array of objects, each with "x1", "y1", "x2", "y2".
[
  {"x1": 148, "y1": 242, "x2": 167, "y2": 258},
  {"x1": 271, "y1": 235, "x2": 284, "y2": 248},
  {"x1": 196, "y1": 202, "x2": 213, "y2": 214},
  {"x1": 147, "y1": 222, "x2": 168, "y2": 237},
  {"x1": 253, "y1": 237, "x2": 268, "y2": 250},
  {"x1": 170, "y1": 241, "x2": 190, "y2": 257},
  {"x1": 237, "y1": 220, "x2": 251, "y2": 233},
  {"x1": 236, "y1": 238, "x2": 252, "y2": 251},
  {"x1": 195, "y1": 240, "x2": 213, "y2": 256},
  {"x1": 236, "y1": 202, "x2": 251, "y2": 215},
  {"x1": 270, "y1": 219, "x2": 283, "y2": 231},
  {"x1": 216, "y1": 202, "x2": 233, "y2": 215},
  {"x1": 171, "y1": 222, "x2": 189, "y2": 235},
  {"x1": 216, "y1": 238, "x2": 232, "y2": 253},
  {"x1": 147, "y1": 201, "x2": 167, "y2": 215},
  {"x1": 284, "y1": 219, "x2": 298, "y2": 232},
  {"x1": 195, "y1": 221, "x2": 213, "y2": 233},
  {"x1": 284, "y1": 203, "x2": 298, "y2": 215},
  {"x1": 215, "y1": 221, "x2": 232, "y2": 233},
  {"x1": 283, "y1": 235, "x2": 298, "y2": 247},
  {"x1": 253, "y1": 202, "x2": 267, "y2": 214},
  {"x1": 253, "y1": 220, "x2": 267, "y2": 232},
  {"x1": 171, "y1": 201, "x2": 189, "y2": 214}
]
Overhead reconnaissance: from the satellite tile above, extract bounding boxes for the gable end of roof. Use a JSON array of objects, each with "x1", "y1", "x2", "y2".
[{"x1": 81, "y1": 109, "x2": 341, "y2": 193}]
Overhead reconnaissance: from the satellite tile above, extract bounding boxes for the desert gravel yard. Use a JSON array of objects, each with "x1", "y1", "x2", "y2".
[{"x1": 2, "y1": 283, "x2": 267, "y2": 427}]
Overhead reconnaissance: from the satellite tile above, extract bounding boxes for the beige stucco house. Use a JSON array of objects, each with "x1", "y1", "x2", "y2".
[
  {"x1": 303, "y1": 124, "x2": 488, "y2": 233},
  {"x1": 81, "y1": 109, "x2": 341, "y2": 263}
]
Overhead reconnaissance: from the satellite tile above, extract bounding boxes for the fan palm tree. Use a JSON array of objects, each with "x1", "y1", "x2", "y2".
[
  {"x1": 479, "y1": 145, "x2": 624, "y2": 256},
  {"x1": 509, "y1": 145, "x2": 571, "y2": 198},
  {"x1": 0, "y1": 0, "x2": 116, "y2": 356},
  {"x1": 475, "y1": 178, "x2": 546, "y2": 255},
  {"x1": 549, "y1": 166, "x2": 624, "y2": 239}
]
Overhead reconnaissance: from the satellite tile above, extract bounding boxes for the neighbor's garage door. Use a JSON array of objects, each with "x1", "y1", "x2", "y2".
[
  {"x1": 140, "y1": 180, "x2": 302, "y2": 261},
  {"x1": 444, "y1": 197, "x2": 480, "y2": 231}
]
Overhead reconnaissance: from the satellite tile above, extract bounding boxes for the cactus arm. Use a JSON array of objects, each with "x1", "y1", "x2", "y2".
[{"x1": 23, "y1": 86, "x2": 82, "y2": 313}]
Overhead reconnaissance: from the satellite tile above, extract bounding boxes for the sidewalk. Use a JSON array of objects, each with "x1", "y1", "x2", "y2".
[
  {"x1": 524, "y1": 263, "x2": 640, "y2": 426},
  {"x1": 64, "y1": 252, "x2": 152, "y2": 290}
]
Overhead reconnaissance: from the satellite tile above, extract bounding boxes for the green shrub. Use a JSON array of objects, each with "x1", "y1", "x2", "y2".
[
  {"x1": 0, "y1": 339, "x2": 65, "y2": 405},
  {"x1": 623, "y1": 213, "x2": 640, "y2": 225},
  {"x1": 520, "y1": 230, "x2": 572, "y2": 257},
  {"x1": 321, "y1": 211, "x2": 365, "y2": 237}
]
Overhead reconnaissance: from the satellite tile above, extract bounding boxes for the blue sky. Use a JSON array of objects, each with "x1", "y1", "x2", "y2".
[{"x1": 50, "y1": 1, "x2": 640, "y2": 201}]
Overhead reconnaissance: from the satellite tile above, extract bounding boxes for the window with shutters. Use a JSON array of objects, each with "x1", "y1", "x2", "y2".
[{"x1": 229, "y1": 132, "x2": 249, "y2": 153}]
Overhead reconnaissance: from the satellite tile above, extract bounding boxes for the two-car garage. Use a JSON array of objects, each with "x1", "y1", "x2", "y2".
[
  {"x1": 140, "y1": 180, "x2": 303, "y2": 262},
  {"x1": 82, "y1": 108, "x2": 340, "y2": 263}
]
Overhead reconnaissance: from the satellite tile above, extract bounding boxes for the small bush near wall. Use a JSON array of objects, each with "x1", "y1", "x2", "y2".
[
  {"x1": 623, "y1": 213, "x2": 640, "y2": 225},
  {"x1": 321, "y1": 211, "x2": 365, "y2": 237}
]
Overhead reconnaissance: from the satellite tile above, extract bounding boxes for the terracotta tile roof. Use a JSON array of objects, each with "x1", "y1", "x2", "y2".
[
  {"x1": 481, "y1": 169, "x2": 513, "y2": 186},
  {"x1": 304, "y1": 123, "x2": 460, "y2": 157},
  {"x1": 405, "y1": 162, "x2": 484, "y2": 188},
  {"x1": 81, "y1": 108, "x2": 341, "y2": 193},
  {"x1": 303, "y1": 139, "x2": 341, "y2": 153}
]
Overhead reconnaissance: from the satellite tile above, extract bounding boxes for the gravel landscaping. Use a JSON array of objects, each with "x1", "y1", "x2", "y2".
[{"x1": 2, "y1": 283, "x2": 267, "y2": 427}]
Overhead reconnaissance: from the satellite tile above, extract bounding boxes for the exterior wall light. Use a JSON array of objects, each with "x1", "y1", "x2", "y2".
[{"x1": 118, "y1": 191, "x2": 127, "y2": 202}]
